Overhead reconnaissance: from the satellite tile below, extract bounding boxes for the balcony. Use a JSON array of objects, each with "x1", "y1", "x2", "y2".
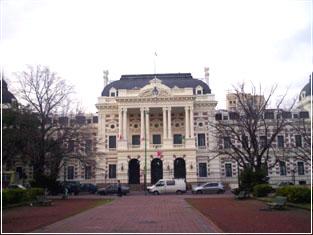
[{"x1": 150, "y1": 144, "x2": 162, "y2": 149}]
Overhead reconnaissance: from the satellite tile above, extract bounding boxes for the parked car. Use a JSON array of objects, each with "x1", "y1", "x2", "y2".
[
  {"x1": 60, "y1": 181, "x2": 81, "y2": 195},
  {"x1": 80, "y1": 183, "x2": 98, "y2": 194},
  {"x1": 8, "y1": 184, "x2": 27, "y2": 190},
  {"x1": 147, "y1": 179, "x2": 187, "y2": 195},
  {"x1": 192, "y1": 182, "x2": 225, "y2": 194},
  {"x1": 97, "y1": 184, "x2": 130, "y2": 195}
]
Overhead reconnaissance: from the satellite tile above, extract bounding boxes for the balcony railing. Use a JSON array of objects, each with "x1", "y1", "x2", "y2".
[
  {"x1": 150, "y1": 144, "x2": 162, "y2": 149},
  {"x1": 173, "y1": 144, "x2": 184, "y2": 148},
  {"x1": 128, "y1": 144, "x2": 141, "y2": 149}
]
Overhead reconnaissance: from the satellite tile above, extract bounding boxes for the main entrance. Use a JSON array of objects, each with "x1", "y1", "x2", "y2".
[
  {"x1": 128, "y1": 159, "x2": 140, "y2": 184},
  {"x1": 174, "y1": 158, "x2": 186, "y2": 179},
  {"x1": 151, "y1": 158, "x2": 163, "y2": 184}
]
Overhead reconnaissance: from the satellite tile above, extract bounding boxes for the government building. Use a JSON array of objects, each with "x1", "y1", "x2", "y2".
[{"x1": 95, "y1": 73, "x2": 219, "y2": 185}]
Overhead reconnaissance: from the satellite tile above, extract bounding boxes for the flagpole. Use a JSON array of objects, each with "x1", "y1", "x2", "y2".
[{"x1": 154, "y1": 52, "x2": 157, "y2": 75}]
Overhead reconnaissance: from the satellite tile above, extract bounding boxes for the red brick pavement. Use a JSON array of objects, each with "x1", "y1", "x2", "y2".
[{"x1": 34, "y1": 194, "x2": 221, "y2": 233}]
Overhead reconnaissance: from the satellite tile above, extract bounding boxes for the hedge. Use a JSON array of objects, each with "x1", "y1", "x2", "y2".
[
  {"x1": 276, "y1": 186, "x2": 311, "y2": 203},
  {"x1": 3, "y1": 188, "x2": 44, "y2": 206},
  {"x1": 253, "y1": 184, "x2": 273, "y2": 197}
]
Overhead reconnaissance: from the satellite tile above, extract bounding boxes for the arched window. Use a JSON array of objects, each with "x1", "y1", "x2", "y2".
[
  {"x1": 196, "y1": 85, "x2": 203, "y2": 95},
  {"x1": 109, "y1": 87, "x2": 117, "y2": 97}
]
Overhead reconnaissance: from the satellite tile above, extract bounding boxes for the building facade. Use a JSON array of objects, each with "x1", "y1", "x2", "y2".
[{"x1": 95, "y1": 73, "x2": 219, "y2": 185}]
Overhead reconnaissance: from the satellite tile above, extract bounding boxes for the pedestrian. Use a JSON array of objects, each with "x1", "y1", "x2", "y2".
[{"x1": 117, "y1": 180, "x2": 122, "y2": 197}]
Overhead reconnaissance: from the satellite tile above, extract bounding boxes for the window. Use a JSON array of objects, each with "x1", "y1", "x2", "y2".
[
  {"x1": 109, "y1": 136, "x2": 116, "y2": 149},
  {"x1": 225, "y1": 163, "x2": 232, "y2": 177},
  {"x1": 166, "y1": 180, "x2": 175, "y2": 185},
  {"x1": 85, "y1": 166, "x2": 92, "y2": 179},
  {"x1": 199, "y1": 163, "x2": 207, "y2": 177},
  {"x1": 224, "y1": 137, "x2": 231, "y2": 149},
  {"x1": 297, "y1": 162, "x2": 304, "y2": 175},
  {"x1": 229, "y1": 112, "x2": 239, "y2": 120},
  {"x1": 242, "y1": 135, "x2": 248, "y2": 148},
  {"x1": 109, "y1": 164, "x2": 116, "y2": 178},
  {"x1": 299, "y1": 111, "x2": 309, "y2": 119},
  {"x1": 215, "y1": 113, "x2": 222, "y2": 120},
  {"x1": 16, "y1": 167, "x2": 23, "y2": 179},
  {"x1": 264, "y1": 112, "x2": 274, "y2": 119},
  {"x1": 196, "y1": 86, "x2": 203, "y2": 95},
  {"x1": 198, "y1": 134, "x2": 206, "y2": 147},
  {"x1": 277, "y1": 135, "x2": 284, "y2": 148},
  {"x1": 67, "y1": 166, "x2": 74, "y2": 180},
  {"x1": 132, "y1": 135, "x2": 140, "y2": 145},
  {"x1": 173, "y1": 134, "x2": 182, "y2": 144},
  {"x1": 260, "y1": 136, "x2": 267, "y2": 148},
  {"x1": 295, "y1": 135, "x2": 302, "y2": 147},
  {"x1": 282, "y1": 111, "x2": 292, "y2": 119},
  {"x1": 85, "y1": 139, "x2": 92, "y2": 153},
  {"x1": 153, "y1": 134, "x2": 161, "y2": 145},
  {"x1": 68, "y1": 140, "x2": 74, "y2": 152},
  {"x1": 109, "y1": 88, "x2": 117, "y2": 97},
  {"x1": 279, "y1": 161, "x2": 286, "y2": 176}
]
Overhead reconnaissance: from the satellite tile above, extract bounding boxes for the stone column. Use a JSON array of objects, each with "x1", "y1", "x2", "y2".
[
  {"x1": 145, "y1": 107, "x2": 150, "y2": 145},
  {"x1": 163, "y1": 107, "x2": 167, "y2": 139},
  {"x1": 140, "y1": 107, "x2": 145, "y2": 148},
  {"x1": 190, "y1": 105, "x2": 194, "y2": 138},
  {"x1": 123, "y1": 108, "x2": 127, "y2": 141},
  {"x1": 118, "y1": 108, "x2": 123, "y2": 140},
  {"x1": 185, "y1": 106, "x2": 190, "y2": 138},
  {"x1": 167, "y1": 107, "x2": 172, "y2": 139}
]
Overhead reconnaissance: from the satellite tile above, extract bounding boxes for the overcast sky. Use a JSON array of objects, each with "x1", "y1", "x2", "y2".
[{"x1": 1, "y1": 0, "x2": 312, "y2": 113}]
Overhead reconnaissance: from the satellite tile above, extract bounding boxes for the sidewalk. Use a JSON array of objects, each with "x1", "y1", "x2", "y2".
[{"x1": 35, "y1": 194, "x2": 221, "y2": 233}]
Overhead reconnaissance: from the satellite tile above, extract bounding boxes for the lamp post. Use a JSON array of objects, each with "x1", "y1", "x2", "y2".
[
  {"x1": 144, "y1": 109, "x2": 147, "y2": 195},
  {"x1": 63, "y1": 156, "x2": 68, "y2": 199}
]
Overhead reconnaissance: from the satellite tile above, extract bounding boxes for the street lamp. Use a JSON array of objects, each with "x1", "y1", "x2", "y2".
[
  {"x1": 143, "y1": 109, "x2": 148, "y2": 195},
  {"x1": 63, "y1": 156, "x2": 68, "y2": 199}
]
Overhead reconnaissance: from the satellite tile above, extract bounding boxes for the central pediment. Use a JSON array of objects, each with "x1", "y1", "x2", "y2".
[{"x1": 138, "y1": 78, "x2": 172, "y2": 97}]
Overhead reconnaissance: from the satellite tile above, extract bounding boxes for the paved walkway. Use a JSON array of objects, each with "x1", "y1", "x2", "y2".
[{"x1": 34, "y1": 194, "x2": 222, "y2": 233}]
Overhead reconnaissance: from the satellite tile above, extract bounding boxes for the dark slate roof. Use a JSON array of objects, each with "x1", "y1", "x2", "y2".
[
  {"x1": 101, "y1": 73, "x2": 211, "y2": 96},
  {"x1": 299, "y1": 73, "x2": 312, "y2": 101},
  {"x1": 1, "y1": 80, "x2": 17, "y2": 104}
]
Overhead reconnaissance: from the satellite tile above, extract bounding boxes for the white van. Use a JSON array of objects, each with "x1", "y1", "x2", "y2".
[{"x1": 147, "y1": 179, "x2": 187, "y2": 195}]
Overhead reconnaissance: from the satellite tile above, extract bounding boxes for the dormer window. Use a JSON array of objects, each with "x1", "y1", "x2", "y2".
[
  {"x1": 196, "y1": 85, "x2": 203, "y2": 95},
  {"x1": 109, "y1": 87, "x2": 117, "y2": 97}
]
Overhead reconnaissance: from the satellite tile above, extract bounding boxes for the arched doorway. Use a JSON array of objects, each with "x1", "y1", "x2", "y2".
[
  {"x1": 128, "y1": 159, "x2": 140, "y2": 184},
  {"x1": 174, "y1": 158, "x2": 186, "y2": 179},
  {"x1": 151, "y1": 158, "x2": 163, "y2": 184}
]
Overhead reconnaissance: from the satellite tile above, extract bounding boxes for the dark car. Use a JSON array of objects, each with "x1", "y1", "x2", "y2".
[
  {"x1": 60, "y1": 181, "x2": 81, "y2": 195},
  {"x1": 97, "y1": 184, "x2": 130, "y2": 195},
  {"x1": 80, "y1": 183, "x2": 98, "y2": 194}
]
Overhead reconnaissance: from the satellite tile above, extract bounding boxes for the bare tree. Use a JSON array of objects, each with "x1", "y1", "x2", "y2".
[
  {"x1": 212, "y1": 83, "x2": 296, "y2": 185},
  {"x1": 15, "y1": 65, "x2": 74, "y2": 183}
]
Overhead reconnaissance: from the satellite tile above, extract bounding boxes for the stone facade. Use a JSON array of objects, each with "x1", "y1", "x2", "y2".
[{"x1": 96, "y1": 75, "x2": 217, "y2": 185}]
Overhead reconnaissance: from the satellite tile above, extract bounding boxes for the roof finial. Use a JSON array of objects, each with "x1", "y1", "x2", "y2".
[
  {"x1": 154, "y1": 51, "x2": 157, "y2": 77},
  {"x1": 204, "y1": 67, "x2": 209, "y2": 85},
  {"x1": 103, "y1": 70, "x2": 109, "y2": 86}
]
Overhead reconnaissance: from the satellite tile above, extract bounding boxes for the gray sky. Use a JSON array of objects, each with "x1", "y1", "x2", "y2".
[{"x1": 1, "y1": 0, "x2": 312, "y2": 113}]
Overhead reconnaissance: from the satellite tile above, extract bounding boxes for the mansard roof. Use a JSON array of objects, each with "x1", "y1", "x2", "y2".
[
  {"x1": 101, "y1": 73, "x2": 211, "y2": 96},
  {"x1": 299, "y1": 73, "x2": 312, "y2": 101},
  {"x1": 1, "y1": 80, "x2": 17, "y2": 104}
]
